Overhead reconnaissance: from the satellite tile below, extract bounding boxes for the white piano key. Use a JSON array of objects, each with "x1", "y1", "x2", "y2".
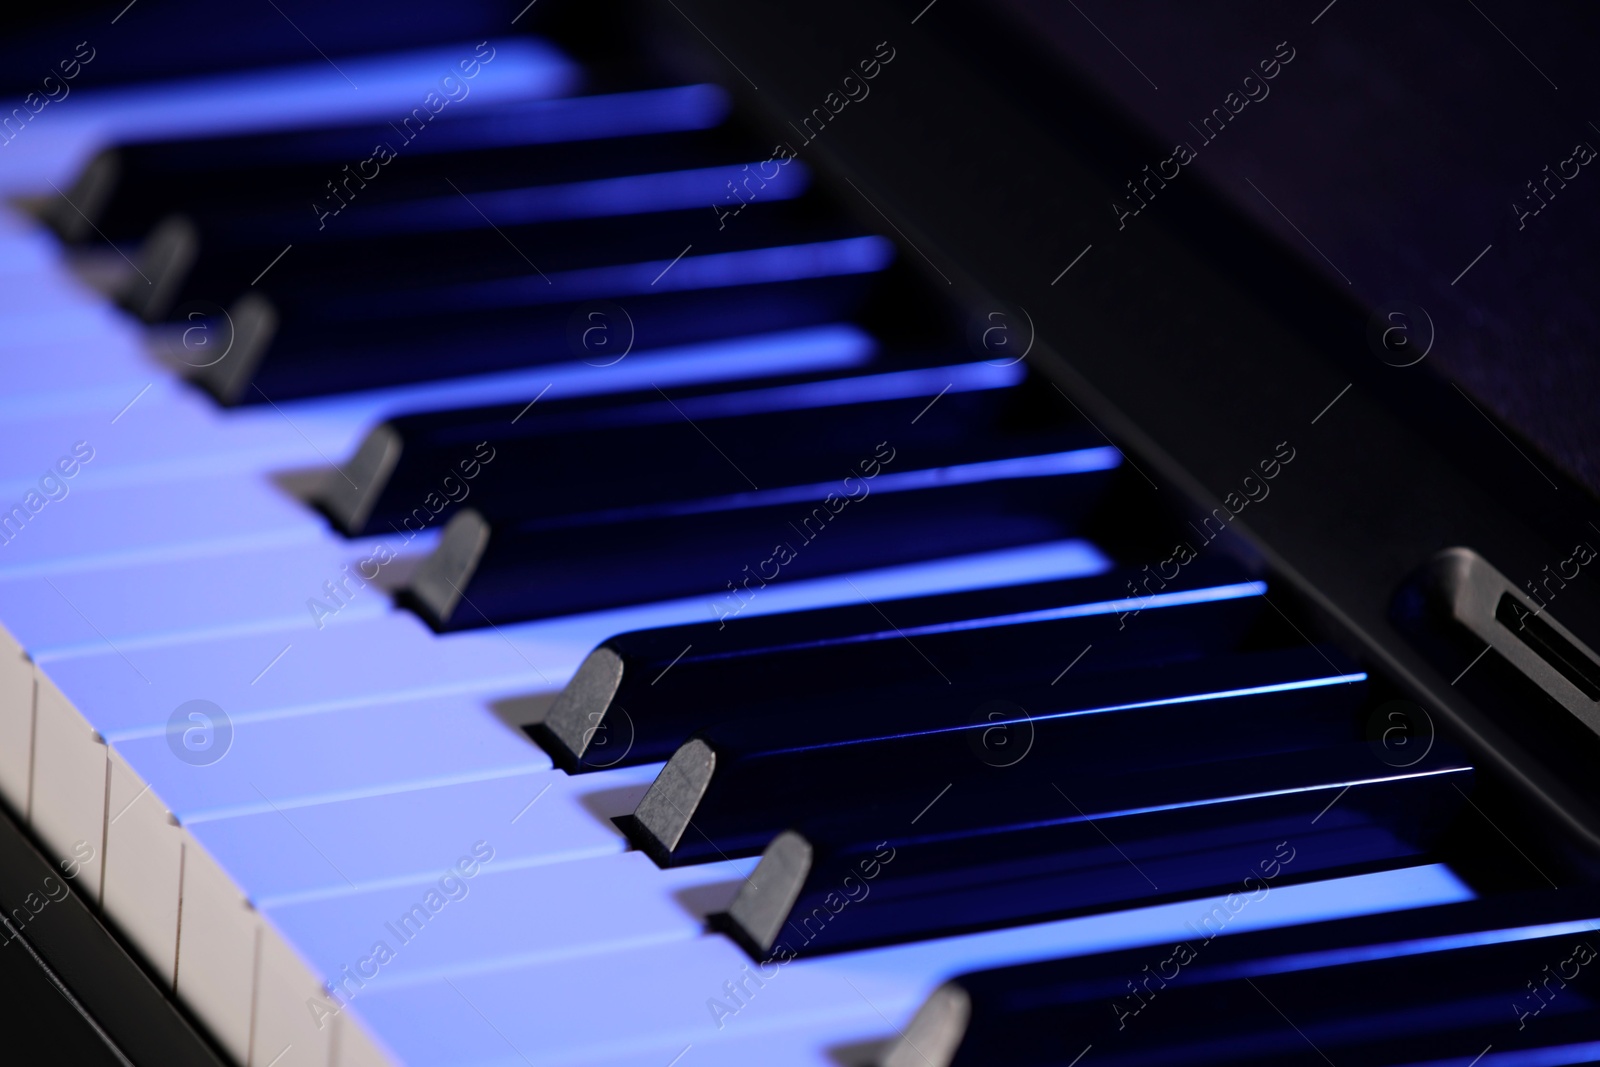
[
  {"x1": 341, "y1": 864, "x2": 1474, "y2": 1067},
  {"x1": 28, "y1": 668, "x2": 108, "y2": 902},
  {"x1": 0, "y1": 289, "x2": 106, "y2": 317},
  {"x1": 0, "y1": 302, "x2": 141, "y2": 346},
  {"x1": 0, "y1": 341, "x2": 170, "y2": 425},
  {"x1": 102, "y1": 766, "x2": 358, "y2": 1067},
  {"x1": 39, "y1": 614, "x2": 554, "y2": 743},
  {"x1": 188, "y1": 765, "x2": 661, "y2": 908},
  {"x1": 0, "y1": 387, "x2": 318, "y2": 500},
  {"x1": 0, "y1": 472, "x2": 324, "y2": 580},
  {"x1": 100, "y1": 697, "x2": 558, "y2": 1017},
  {"x1": 342, "y1": 1004, "x2": 851, "y2": 1067},
  {"x1": 254, "y1": 919, "x2": 338, "y2": 1067},
  {"x1": 30, "y1": 620, "x2": 554, "y2": 973},
  {"x1": 265, "y1": 850, "x2": 759, "y2": 995},
  {"x1": 338, "y1": 1011, "x2": 397, "y2": 1067},
  {"x1": 119, "y1": 692, "x2": 555, "y2": 825},
  {"x1": 0, "y1": 621, "x2": 32, "y2": 814},
  {"x1": 0, "y1": 533, "x2": 433, "y2": 657},
  {"x1": 136, "y1": 765, "x2": 668, "y2": 1067},
  {"x1": 0, "y1": 219, "x2": 66, "y2": 276},
  {"x1": 175, "y1": 835, "x2": 263, "y2": 1064},
  {"x1": 103, "y1": 745, "x2": 182, "y2": 983},
  {"x1": 0, "y1": 257, "x2": 104, "y2": 309},
  {"x1": 0, "y1": 40, "x2": 581, "y2": 194},
  {"x1": 28, "y1": 618, "x2": 550, "y2": 942}
]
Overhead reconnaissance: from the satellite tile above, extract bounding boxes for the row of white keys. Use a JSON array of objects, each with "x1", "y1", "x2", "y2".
[
  {"x1": 334, "y1": 864, "x2": 1474, "y2": 1066},
  {"x1": 0, "y1": 61, "x2": 578, "y2": 1055},
  {"x1": 15, "y1": 535, "x2": 1113, "y2": 1063}
]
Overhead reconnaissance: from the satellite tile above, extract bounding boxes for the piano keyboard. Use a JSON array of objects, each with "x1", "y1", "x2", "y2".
[{"x1": 1, "y1": 6, "x2": 1595, "y2": 1066}]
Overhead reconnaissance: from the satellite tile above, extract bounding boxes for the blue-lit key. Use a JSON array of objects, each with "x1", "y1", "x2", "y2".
[
  {"x1": 0, "y1": 535, "x2": 430, "y2": 657},
  {"x1": 402, "y1": 446, "x2": 1121, "y2": 629},
  {"x1": 625, "y1": 646, "x2": 1367, "y2": 866},
  {"x1": 714, "y1": 743, "x2": 1472, "y2": 960},
  {"x1": 883, "y1": 890, "x2": 1600, "y2": 1067},
  {"x1": 0, "y1": 472, "x2": 325, "y2": 581},
  {"x1": 55, "y1": 85, "x2": 734, "y2": 243},
  {"x1": 315, "y1": 360, "x2": 1057, "y2": 535},
  {"x1": 161, "y1": 129, "x2": 805, "y2": 253},
  {"x1": 537, "y1": 565, "x2": 1264, "y2": 772},
  {"x1": 133, "y1": 139, "x2": 819, "y2": 320},
  {"x1": 189, "y1": 230, "x2": 896, "y2": 404}
]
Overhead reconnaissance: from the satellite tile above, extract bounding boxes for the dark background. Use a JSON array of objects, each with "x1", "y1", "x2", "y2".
[{"x1": 998, "y1": 0, "x2": 1600, "y2": 498}]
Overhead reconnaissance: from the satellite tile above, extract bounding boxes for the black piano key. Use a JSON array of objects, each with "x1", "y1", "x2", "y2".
[
  {"x1": 315, "y1": 362, "x2": 1069, "y2": 536},
  {"x1": 52, "y1": 85, "x2": 737, "y2": 243},
  {"x1": 884, "y1": 890, "x2": 1600, "y2": 1067},
  {"x1": 201, "y1": 273, "x2": 882, "y2": 405},
  {"x1": 179, "y1": 228, "x2": 893, "y2": 404},
  {"x1": 713, "y1": 748, "x2": 1472, "y2": 966},
  {"x1": 315, "y1": 361, "x2": 902, "y2": 535},
  {"x1": 168, "y1": 131, "x2": 805, "y2": 254},
  {"x1": 4, "y1": 0, "x2": 513, "y2": 113},
  {"x1": 534, "y1": 561, "x2": 1265, "y2": 772},
  {"x1": 624, "y1": 646, "x2": 1364, "y2": 866},
  {"x1": 400, "y1": 458, "x2": 1118, "y2": 630},
  {"x1": 710, "y1": 743, "x2": 1473, "y2": 961},
  {"x1": 140, "y1": 173, "x2": 835, "y2": 321}
]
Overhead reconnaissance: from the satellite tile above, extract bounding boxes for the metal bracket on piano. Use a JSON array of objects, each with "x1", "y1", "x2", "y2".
[{"x1": 1428, "y1": 546, "x2": 1600, "y2": 738}]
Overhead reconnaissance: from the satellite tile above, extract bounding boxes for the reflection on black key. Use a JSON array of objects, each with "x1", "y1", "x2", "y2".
[
  {"x1": 882, "y1": 891, "x2": 1600, "y2": 1067},
  {"x1": 171, "y1": 136, "x2": 808, "y2": 256},
  {"x1": 316, "y1": 361, "x2": 1061, "y2": 536},
  {"x1": 188, "y1": 232, "x2": 893, "y2": 404},
  {"x1": 535, "y1": 562, "x2": 1265, "y2": 772},
  {"x1": 625, "y1": 646, "x2": 1364, "y2": 865},
  {"x1": 12, "y1": 7, "x2": 529, "y2": 153},
  {"x1": 53, "y1": 86, "x2": 733, "y2": 242},
  {"x1": 147, "y1": 184, "x2": 837, "y2": 322},
  {"x1": 712, "y1": 744, "x2": 1471, "y2": 961},
  {"x1": 400, "y1": 456, "x2": 1119, "y2": 630}
]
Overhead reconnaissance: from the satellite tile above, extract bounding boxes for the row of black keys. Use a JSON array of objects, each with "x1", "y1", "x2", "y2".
[
  {"x1": 55, "y1": 83, "x2": 911, "y2": 403},
  {"x1": 540, "y1": 572, "x2": 1598, "y2": 1066},
  {"x1": 886, "y1": 886, "x2": 1600, "y2": 1066},
  {"x1": 515, "y1": 557, "x2": 1469, "y2": 965},
  {"x1": 59, "y1": 74, "x2": 1129, "y2": 631},
  {"x1": 368, "y1": 365, "x2": 1111, "y2": 629}
]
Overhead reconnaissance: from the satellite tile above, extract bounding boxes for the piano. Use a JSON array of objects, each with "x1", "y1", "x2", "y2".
[{"x1": 3, "y1": 0, "x2": 1600, "y2": 1064}]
